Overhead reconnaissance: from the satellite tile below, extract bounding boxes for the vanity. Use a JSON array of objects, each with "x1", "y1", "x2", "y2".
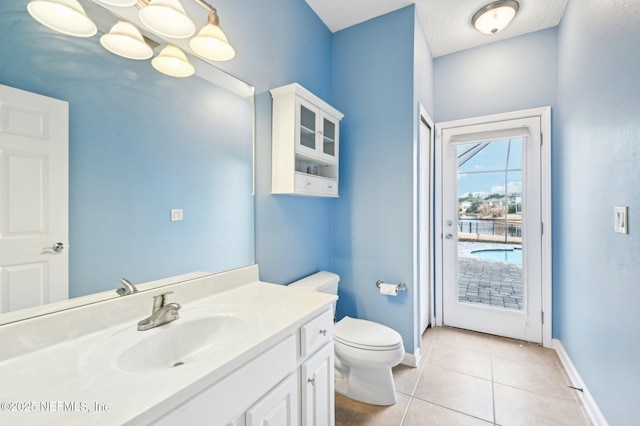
[{"x1": 0, "y1": 265, "x2": 337, "y2": 426}]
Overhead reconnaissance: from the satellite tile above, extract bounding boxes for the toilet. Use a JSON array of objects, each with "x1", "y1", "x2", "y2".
[{"x1": 288, "y1": 271, "x2": 404, "y2": 406}]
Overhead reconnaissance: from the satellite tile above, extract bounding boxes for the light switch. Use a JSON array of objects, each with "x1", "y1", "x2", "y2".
[
  {"x1": 614, "y1": 206, "x2": 628, "y2": 234},
  {"x1": 171, "y1": 209, "x2": 183, "y2": 221}
]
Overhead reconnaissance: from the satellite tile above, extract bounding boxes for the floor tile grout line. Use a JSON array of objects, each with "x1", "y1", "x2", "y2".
[
  {"x1": 490, "y1": 341, "x2": 497, "y2": 425},
  {"x1": 400, "y1": 327, "x2": 439, "y2": 425}
]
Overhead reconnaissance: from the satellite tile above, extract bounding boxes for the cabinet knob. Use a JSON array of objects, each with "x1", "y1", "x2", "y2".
[
  {"x1": 319, "y1": 329, "x2": 327, "y2": 336},
  {"x1": 308, "y1": 377, "x2": 315, "y2": 385}
]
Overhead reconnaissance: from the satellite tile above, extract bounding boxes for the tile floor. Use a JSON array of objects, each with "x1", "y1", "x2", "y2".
[{"x1": 335, "y1": 326, "x2": 591, "y2": 426}]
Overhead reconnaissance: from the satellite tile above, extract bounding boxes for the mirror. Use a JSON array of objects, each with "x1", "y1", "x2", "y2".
[{"x1": 0, "y1": 1, "x2": 255, "y2": 324}]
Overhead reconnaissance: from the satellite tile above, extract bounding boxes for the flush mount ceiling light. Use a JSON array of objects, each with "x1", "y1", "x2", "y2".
[
  {"x1": 189, "y1": 8, "x2": 235, "y2": 61},
  {"x1": 472, "y1": 0, "x2": 519, "y2": 35},
  {"x1": 138, "y1": 0, "x2": 196, "y2": 39},
  {"x1": 100, "y1": 21, "x2": 153, "y2": 60},
  {"x1": 152, "y1": 45, "x2": 195, "y2": 77},
  {"x1": 27, "y1": 0, "x2": 97, "y2": 37}
]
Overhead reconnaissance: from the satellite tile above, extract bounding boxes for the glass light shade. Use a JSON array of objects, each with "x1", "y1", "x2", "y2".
[
  {"x1": 152, "y1": 45, "x2": 195, "y2": 77},
  {"x1": 100, "y1": 21, "x2": 153, "y2": 60},
  {"x1": 138, "y1": 0, "x2": 195, "y2": 39},
  {"x1": 189, "y1": 23, "x2": 235, "y2": 61},
  {"x1": 472, "y1": 1, "x2": 519, "y2": 35},
  {"x1": 27, "y1": 0, "x2": 97, "y2": 37},
  {"x1": 96, "y1": 0, "x2": 137, "y2": 6}
]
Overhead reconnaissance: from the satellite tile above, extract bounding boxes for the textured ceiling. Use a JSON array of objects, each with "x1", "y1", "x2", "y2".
[{"x1": 305, "y1": 0, "x2": 569, "y2": 57}]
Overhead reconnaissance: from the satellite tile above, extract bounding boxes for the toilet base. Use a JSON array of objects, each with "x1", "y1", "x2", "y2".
[{"x1": 334, "y1": 364, "x2": 398, "y2": 406}]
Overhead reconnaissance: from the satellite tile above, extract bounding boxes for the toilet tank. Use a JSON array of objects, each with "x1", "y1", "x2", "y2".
[{"x1": 288, "y1": 271, "x2": 339, "y2": 295}]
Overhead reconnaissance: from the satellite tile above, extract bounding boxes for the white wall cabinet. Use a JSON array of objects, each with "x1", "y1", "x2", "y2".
[
  {"x1": 271, "y1": 83, "x2": 344, "y2": 197},
  {"x1": 153, "y1": 309, "x2": 335, "y2": 426}
]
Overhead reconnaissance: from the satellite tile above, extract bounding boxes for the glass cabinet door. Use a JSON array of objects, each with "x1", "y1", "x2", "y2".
[
  {"x1": 299, "y1": 104, "x2": 316, "y2": 150},
  {"x1": 322, "y1": 117, "x2": 336, "y2": 157}
]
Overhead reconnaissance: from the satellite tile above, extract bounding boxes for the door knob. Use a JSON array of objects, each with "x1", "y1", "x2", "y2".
[
  {"x1": 43, "y1": 242, "x2": 65, "y2": 252},
  {"x1": 445, "y1": 233, "x2": 454, "y2": 240}
]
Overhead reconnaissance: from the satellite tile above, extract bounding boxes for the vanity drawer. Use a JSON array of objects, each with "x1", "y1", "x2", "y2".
[{"x1": 300, "y1": 309, "x2": 334, "y2": 358}]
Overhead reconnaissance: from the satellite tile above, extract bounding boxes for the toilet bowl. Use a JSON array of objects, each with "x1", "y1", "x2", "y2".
[
  {"x1": 333, "y1": 316, "x2": 404, "y2": 406},
  {"x1": 288, "y1": 272, "x2": 405, "y2": 406}
]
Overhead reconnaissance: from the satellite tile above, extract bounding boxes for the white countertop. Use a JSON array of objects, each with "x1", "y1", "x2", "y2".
[{"x1": 0, "y1": 268, "x2": 336, "y2": 425}]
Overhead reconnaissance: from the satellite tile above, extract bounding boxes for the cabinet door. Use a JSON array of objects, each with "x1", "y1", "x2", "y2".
[
  {"x1": 319, "y1": 114, "x2": 338, "y2": 163},
  {"x1": 296, "y1": 99, "x2": 319, "y2": 156},
  {"x1": 301, "y1": 343, "x2": 335, "y2": 426},
  {"x1": 246, "y1": 372, "x2": 299, "y2": 426}
]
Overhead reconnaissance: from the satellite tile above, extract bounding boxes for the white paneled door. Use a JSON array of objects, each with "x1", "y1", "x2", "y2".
[{"x1": 0, "y1": 84, "x2": 69, "y2": 314}]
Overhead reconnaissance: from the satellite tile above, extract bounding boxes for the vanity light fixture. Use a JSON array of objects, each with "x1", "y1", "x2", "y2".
[
  {"x1": 151, "y1": 45, "x2": 195, "y2": 77},
  {"x1": 27, "y1": 0, "x2": 97, "y2": 37},
  {"x1": 189, "y1": 7, "x2": 235, "y2": 61},
  {"x1": 137, "y1": 0, "x2": 196, "y2": 39},
  {"x1": 100, "y1": 21, "x2": 153, "y2": 60},
  {"x1": 472, "y1": 0, "x2": 519, "y2": 35}
]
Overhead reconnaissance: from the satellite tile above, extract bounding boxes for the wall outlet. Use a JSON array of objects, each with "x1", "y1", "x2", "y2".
[
  {"x1": 171, "y1": 209, "x2": 183, "y2": 221},
  {"x1": 614, "y1": 206, "x2": 628, "y2": 234}
]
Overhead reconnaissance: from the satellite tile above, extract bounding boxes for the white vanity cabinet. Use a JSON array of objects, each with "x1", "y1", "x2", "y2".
[
  {"x1": 271, "y1": 83, "x2": 344, "y2": 197},
  {"x1": 246, "y1": 372, "x2": 299, "y2": 426},
  {"x1": 301, "y1": 343, "x2": 334, "y2": 426},
  {"x1": 299, "y1": 308, "x2": 335, "y2": 426},
  {"x1": 151, "y1": 308, "x2": 335, "y2": 426}
]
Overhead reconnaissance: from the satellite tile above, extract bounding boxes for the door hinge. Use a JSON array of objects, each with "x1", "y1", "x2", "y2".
[
  {"x1": 540, "y1": 132, "x2": 544, "y2": 145},
  {"x1": 541, "y1": 311, "x2": 544, "y2": 325},
  {"x1": 541, "y1": 222, "x2": 544, "y2": 235}
]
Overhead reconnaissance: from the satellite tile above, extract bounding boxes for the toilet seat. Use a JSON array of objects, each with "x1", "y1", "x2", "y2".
[{"x1": 334, "y1": 316, "x2": 403, "y2": 351}]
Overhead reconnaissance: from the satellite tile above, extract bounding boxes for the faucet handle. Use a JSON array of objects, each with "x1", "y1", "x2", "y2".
[{"x1": 153, "y1": 291, "x2": 174, "y2": 309}]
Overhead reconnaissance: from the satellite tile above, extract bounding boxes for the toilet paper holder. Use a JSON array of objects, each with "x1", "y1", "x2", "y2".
[{"x1": 376, "y1": 280, "x2": 407, "y2": 292}]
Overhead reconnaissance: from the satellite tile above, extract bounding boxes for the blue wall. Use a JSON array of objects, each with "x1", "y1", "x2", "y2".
[
  {"x1": 247, "y1": 0, "x2": 335, "y2": 284},
  {"x1": 0, "y1": 2, "x2": 254, "y2": 296},
  {"x1": 555, "y1": 0, "x2": 640, "y2": 422},
  {"x1": 331, "y1": 6, "x2": 420, "y2": 353},
  {"x1": 434, "y1": 28, "x2": 558, "y2": 123}
]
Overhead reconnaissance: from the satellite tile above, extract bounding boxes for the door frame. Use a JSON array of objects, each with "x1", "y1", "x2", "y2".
[
  {"x1": 417, "y1": 104, "x2": 435, "y2": 338},
  {"x1": 434, "y1": 107, "x2": 552, "y2": 348}
]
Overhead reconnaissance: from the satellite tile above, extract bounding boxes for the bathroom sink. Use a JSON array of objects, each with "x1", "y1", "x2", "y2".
[
  {"x1": 82, "y1": 305, "x2": 259, "y2": 374},
  {"x1": 118, "y1": 313, "x2": 247, "y2": 372}
]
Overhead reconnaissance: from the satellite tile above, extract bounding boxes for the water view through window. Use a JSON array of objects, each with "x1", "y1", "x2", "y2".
[{"x1": 456, "y1": 138, "x2": 524, "y2": 311}]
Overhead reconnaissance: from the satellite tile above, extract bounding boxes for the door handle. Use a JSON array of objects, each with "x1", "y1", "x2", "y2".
[
  {"x1": 445, "y1": 233, "x2": 454, "y2": 240},
  {"x1": 43, "y1": 242, "x2": 65, "y2": 253}
]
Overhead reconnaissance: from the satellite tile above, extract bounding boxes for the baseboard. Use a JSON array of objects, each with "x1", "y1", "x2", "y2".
[
  {"x1": 401, "y1": 347, "x2": 420, "y2": 368},
  {"x1": 552, "y1": 339, "x2": 608, "y2": 426}
]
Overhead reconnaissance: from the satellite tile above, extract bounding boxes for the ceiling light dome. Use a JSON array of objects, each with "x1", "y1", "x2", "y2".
[
  {"x1": 138, "y1": 0, "x2": 195, "y2": 39},
  {"x1": 152, "y1": 45, "x2": 195, "y2": 77},
  {"x1": 472, "y1": 0, "x2": 519, "y2": 35},
  {"x1": 27, "y1": 0, "x2": 97, "y2": 37},
  {"x1": 100, "y1": 21, "x2": 153, "y2": 60}
]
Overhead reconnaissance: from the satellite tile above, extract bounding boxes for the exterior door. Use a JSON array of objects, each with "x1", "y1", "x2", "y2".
[
  {"x1": 440, "y1": 116, "x2": 543, "y2": 343},
  {"x1": 0, "y1": 84, "x2": 69, "y2": 314}
]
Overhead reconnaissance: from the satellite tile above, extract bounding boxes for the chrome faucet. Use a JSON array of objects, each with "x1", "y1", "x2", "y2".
[
  {"x1": 116, "y1": 278, "x2": 138, "y2": 296},
  {"x1": 137, "y1": 291, "x2": 182, "y2": 331}
]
